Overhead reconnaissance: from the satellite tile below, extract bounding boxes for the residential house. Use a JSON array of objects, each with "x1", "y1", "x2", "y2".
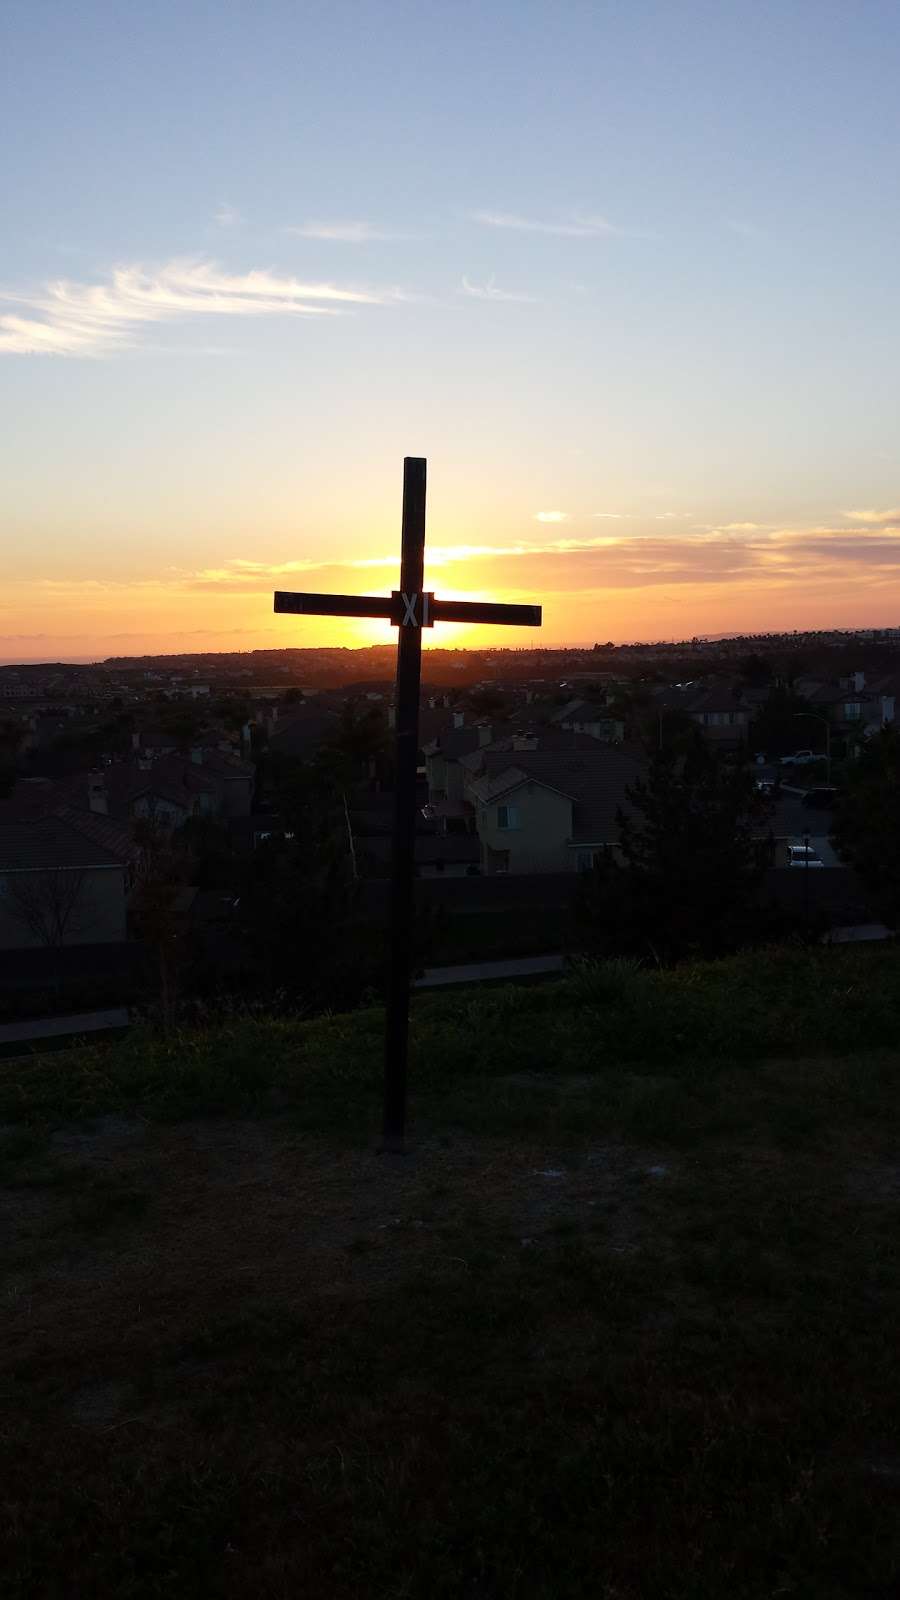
[
  {"x1": 685, "y1": 688, "x2": 751, "y2": 748},
  {"x1": 549, "y1": 698, "x2": 625, "y2": 743},
  {"x1": 131, "y1": 726, "x2": 181, "y2": 761},
  {"x1": 0, "y1": 810, "x2": 139, "y2": 950},
  {"x1": 187, "y1": 748, "x2": 255, "y2": 818},
  {"x1": 48, "y1": 750, "x2": 255, "y2": 832},
  {"x1": 267, "y1": 702, "x2": 342, "y2": 761},
  {"x1": 466, "y1": 747, "x2": 645, "y2": 874},
  {"x1": 423, "y1": 722, "x2": 499, "y2": 807},
  {"x1": 801, "y1": 676, "x2": 895, "y2": 750},
  {"x1": 347, "y1": 789, "x2": 479, "y2": 878}
]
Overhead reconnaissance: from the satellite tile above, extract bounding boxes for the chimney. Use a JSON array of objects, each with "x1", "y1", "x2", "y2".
[
  {"x1": 478, "y1": 723, "x2": 493, "y2": 747},
  {"x1": 453, "y1": 710, "x2": 465, "y2": 729},
  {"x1": 190, "y1": 746, "x2": 203, "y2": 766},
  {"x1": 88, "y1": 771, "x2": 108, "y2": 815}
]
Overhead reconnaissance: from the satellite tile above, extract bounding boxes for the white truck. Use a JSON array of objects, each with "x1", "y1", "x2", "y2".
[{"x1": 779, "y1": 749, "x2": 820, "y2": 767}]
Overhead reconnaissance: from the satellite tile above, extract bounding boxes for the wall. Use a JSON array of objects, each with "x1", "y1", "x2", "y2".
[
  {"x1": 228, "y1": 775, "x2": 254, "y2": 818},
  {"x1": 476, "y1": 783, "x2": 573, "y2": 874},
  {"x1": 132, "y1": 795, "x2": 189, "y2": 829},
  {"x1": 426, "y1": 751, "x2": 448, "y2": 802},
  {"x1": 0, "y1": 866, "x2": 127, "y2": 950}
]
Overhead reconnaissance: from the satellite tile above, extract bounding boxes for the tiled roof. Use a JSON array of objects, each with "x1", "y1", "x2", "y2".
[
  {"x1": 269, "y1": 707, "x2": 341, "y2": 755},
  {"x1": 52, "y1": 806, "x2": 140, "y2": 863},
  {"x1": 687, "y1": 689, "x2": 751, "y2": 714},
  {"x1": 191, "y1": 749, "x2": 255, "y2": 778},
  {"x1": 423, "y1": 725, "x2": 504, "y2": 759},
  {"x1": 550, "y1": 697, "x2": 589, "y2": 723},
  {"x1": 468, "y1": 765, "x2": 540, "y2": 805},
  {"x1": 458, "y1": 728, "x2": 606, "y2": 775},
  {"x1": 0, "y1": 816, "x2": 126, "y2": 872}
]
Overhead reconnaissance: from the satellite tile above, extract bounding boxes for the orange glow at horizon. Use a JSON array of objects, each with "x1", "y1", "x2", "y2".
[{"x1": 5, "y1": 517, "x2": 900, "y2": 662}]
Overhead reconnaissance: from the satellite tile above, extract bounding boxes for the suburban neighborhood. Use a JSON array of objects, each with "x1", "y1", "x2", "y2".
[{"x1": 0, "y1": 627, "x2": 895, "y2": 1003}]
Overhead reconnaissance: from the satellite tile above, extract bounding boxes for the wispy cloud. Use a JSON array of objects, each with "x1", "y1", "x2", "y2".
[
  {"x1": 174, "y1": 523, "x2": 900, "y2": 596},
  {"x1": 535, "y1": 511, "x2": 568, "y2": 523},
  {"x1": 843, "y1": 508, "x2": 900, "y2": 526},
  {"x1": 473, "y1": 210, "x2": 619, "y2": 238},
  {"x1": 215, "y1": 203, "x2": 242, "y2": 228},
  {"x1": 655, "y1": 511, "x2": 693, "y2": 521},
  {"x1": 0, "y1": 257, "x2": 403, "y2": 356},
  {"x1": 726, "y1": 218, "x2": 766, "y2": 240},
  {"x1": 285, "y1": 220, "x2": 402, "y2": 243},
  {"x1": 460, "y1": 275, "x2": 538, "y2": 304},
  {"x1": 13, "y1": 526, "x2": 900, "y2": 629}
]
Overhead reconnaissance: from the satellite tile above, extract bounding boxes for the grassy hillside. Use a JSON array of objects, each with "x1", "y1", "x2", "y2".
[
  {"x1": 3, "y1": 944, "x2": 900, "y2": 1598},
  {"x1": 3, "y1": 941, "x2": 900, "y2": 1135}
]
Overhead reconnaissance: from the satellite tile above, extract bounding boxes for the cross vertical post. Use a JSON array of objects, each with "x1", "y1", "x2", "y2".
[{"x1": 383, "y1": 457, "x2": 426, "y2": 1149}]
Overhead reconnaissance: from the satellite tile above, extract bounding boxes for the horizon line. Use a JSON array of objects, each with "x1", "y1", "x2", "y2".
[{"x1": 4, "y1": 620, "x2": 900, "y2": 671}]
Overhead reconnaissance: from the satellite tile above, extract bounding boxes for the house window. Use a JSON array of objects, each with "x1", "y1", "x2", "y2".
[
  {"x1": 844, "y1": 703, "x2": 862, "y2": 720},
  {"x1": 497, "y1": 804, "x2": 519, "y2": 830},
  {"x1": 576, "y1": 850, "x2": 595, "y2": 872}
]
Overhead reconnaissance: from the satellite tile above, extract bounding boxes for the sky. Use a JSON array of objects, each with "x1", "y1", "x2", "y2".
[{"x1": 2, "y1": 0, "x2": 900, "y2": 663}]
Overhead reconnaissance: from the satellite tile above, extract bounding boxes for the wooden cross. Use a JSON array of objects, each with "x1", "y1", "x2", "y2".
[{"x1": 274, "y1": 457, "x2": 542, "y2": 1149}]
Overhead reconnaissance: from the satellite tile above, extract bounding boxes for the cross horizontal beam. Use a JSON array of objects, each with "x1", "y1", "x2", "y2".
[
  {"x1": 274, "y1": 591, "x2": 392, "y2": 620},
  {"x1": 274, "y1": 590, "x2": 541, "y2": 628}
]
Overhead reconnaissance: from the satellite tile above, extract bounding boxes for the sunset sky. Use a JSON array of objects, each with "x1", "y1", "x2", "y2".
[{"x1": 3, "y1": 0, "x2": 900, "y2": 663}]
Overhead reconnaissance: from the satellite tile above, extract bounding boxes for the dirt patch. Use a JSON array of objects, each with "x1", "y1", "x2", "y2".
[
  {"x1": 65, "y1": 1378, "x2": 139, "y2": 1429},
  {"x1": 50, "y1": 1114, "x2": 149, "y2": 1159},
  {"x1": 0, "y1": 1114, "x2": 676, "y2": 1390}
]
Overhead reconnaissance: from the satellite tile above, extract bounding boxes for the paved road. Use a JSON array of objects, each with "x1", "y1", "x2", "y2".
[
  {"x1": 0, "y1": 1008, "x2": 130, "y2": 1047},
  {"x1": 414, "y1": 954, "x2": 565, "y2": 989}
]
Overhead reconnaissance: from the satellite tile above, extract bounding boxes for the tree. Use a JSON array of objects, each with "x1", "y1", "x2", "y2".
[
  {"x1": 738, "y1": 652, "x2": 773, "y2": 687},
  {"x1": 0, "y1": 717, "x2": 24, "y2": 797},
  {"x1": 319, "y1": 699, "x2": 390, "y2": 787},
  {"x1": 750, "y1": 683, "x2": 813, "y2": 759},
  {"x1": 465, "y1": 686, "x2": 506, "y2": 717},
  {"x1": 4, "y1": 868, "x2": 92, "y2": 991},
  {"x1": 157, "y1": 705, "x2": 207, "y2": 746},
  {"x1": 233, "y1": 804, "x2": 373, "y2": 1011},
  {"x1": 131, "y1": 820, "x2": 195, "y2": 1033},
  {"x1": 577, "y1": 738, "x2": 774, "y2": 963},
  {"x1": 831, "y1": 728, "x2": 900, "y2": 924},
  {"x1": 209, "y1": 696, "x2": 252, "y2": 732}
]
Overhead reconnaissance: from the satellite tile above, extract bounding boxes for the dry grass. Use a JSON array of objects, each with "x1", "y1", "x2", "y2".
[{"x1": 3, "y1": 1046, "x2": 900, "y2": 1598}]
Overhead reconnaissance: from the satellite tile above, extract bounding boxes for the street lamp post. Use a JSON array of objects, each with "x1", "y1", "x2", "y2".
[{"x1": 792, "y1": 712, "x2": 831, "y2": 785}]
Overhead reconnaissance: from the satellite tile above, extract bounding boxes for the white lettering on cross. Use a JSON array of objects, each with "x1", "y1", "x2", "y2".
[{"x1": 400, "y1": 592, "x2": 419, "y2": 627}]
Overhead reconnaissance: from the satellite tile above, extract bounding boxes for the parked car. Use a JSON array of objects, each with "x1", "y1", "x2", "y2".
[
  {"x1": 754, "y1": 778, "x2": 776, "y2": 796},
  {"x1": 780, "y1": 749, "x2": 820, "y2": 767},
  {"x1": 802, "y1": 786, "x2": 838, "y2": 809},
  {"x1": 787, "y1": 843, "x2": 825, "y2": 868}
]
